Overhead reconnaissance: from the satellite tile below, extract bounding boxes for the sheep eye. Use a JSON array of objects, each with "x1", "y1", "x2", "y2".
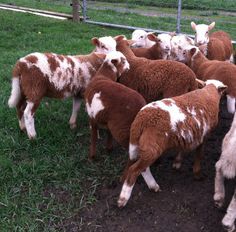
[
  {"x1": 101, "y1": 45, "x2": 106, "y2": 49},
  {"x1": 140, "y1": 36, "x2": 143, "y2": 39},
  {"x1": 206, "y1": 31, "x2": 209, "y2": 34}
]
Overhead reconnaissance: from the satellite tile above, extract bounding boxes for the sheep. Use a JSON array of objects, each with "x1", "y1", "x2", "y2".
[
  {"x1": 183, "y1": 46, "x2": 236, "y2": 114},
  {"x1": 131, "y1": 30, "x2": 173, "y2": 59},
  {"x1": 191, "y1": 22, "x2": 233, "y2": 61},
  {"x1": 84, "y1": 51, "x2": 146, "y2": 159},
  {"x1": 169, "y1": 34, "x2": 195, "y2": 62},
  {"x1": 214, "y1": 113, "x2": 236, "y2": 232},
  {"x1": 115, "y1": 36, "x2": 200, "y2": 104},
  {"x1": 131, "y1": 33, "x2": 164, "y2": 60},
  {"x1": 131, "y1": 29, "x2": 155, "y2": 48},
  {"x1": 117, "y1": 80, "x2": 227, "y2": 207},
  {"x1": 8, "y1": 36, "x2": 118, "y2": 139}
]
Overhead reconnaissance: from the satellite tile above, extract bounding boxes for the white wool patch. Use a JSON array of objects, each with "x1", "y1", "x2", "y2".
[
  {"x1": 226, "y1": 95, "x2": 235, "y2": 114},
  {"x1": 8, "y1": 77, "x2": 21, "y2": 108},
  {"x1": 205, "y1": 79, "x2": 225, "y2": 89},
  {"x1": 118, "y1": 181, "x2": 134, "y2": 205},
  {"x1": 142, "y1": 99, "x2": 186, "y2": 131},
  {"x1": 194, "y1": 24, "x2": 210, "y2": 45},
  {"x1": 129, "y1": 143, "x2": 138, "y2": 160},
  {"x1": 86, "y1": 92, "x2": 104, "y2": 118}
]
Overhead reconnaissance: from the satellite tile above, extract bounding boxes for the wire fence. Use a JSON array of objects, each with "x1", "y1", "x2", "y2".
[{"x1": 79, "y1": 0, "x2": 236, "y2": 44}]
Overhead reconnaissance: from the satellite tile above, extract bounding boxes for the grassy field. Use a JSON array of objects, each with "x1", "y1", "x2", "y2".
[
  {"x1": 0, "y1": 0, "x2": 235, "y2": 41},
  {"x1": 0, "y1": 1, "x2": 236, "y2": 231},
  {"x1": 0, "y1": 9, "x2": 129, "y2": 231}
]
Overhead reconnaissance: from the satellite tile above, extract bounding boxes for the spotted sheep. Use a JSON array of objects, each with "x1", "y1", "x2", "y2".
[
  {"x1": 183, "y1": 46, "x2": 236, "y2": 114},
  {"x1": 117, "y1": 80, "x2": 227, "y2": 208},
  {"x1": 85, "y1": 51, "x2": 146, "y2": 159},
  {"x1": 131, "y1": 29, "x2": 155, "y2": 48},
  {"x1": 8, "y1": 36, "x2": 118, "y2": 139},
  {"x1": 214, "y1": 112, "x2": 236, "y2": 232},
  {"x1": 116, "y1": 36, "x2": 201, "y2": 104},
  {"x1": 191, "y1": 22, "x2": 233, "y2": 62}
]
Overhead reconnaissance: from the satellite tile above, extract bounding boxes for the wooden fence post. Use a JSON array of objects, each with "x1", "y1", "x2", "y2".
[{"x1": 72, "y1": 0, "x2": 79, "y2": 22}]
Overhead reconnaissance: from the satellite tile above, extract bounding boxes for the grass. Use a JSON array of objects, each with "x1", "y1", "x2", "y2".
[{"x1": 0, "y1": 9, "x2": 128, "y2": 231}]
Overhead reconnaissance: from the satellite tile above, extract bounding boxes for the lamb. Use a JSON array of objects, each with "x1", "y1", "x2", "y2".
[
  {"x1": 131, "y1": 33, "x2": 164, "y2": 60},
  {"x1": 8, "y1": 36, "x2": 118, "y2": 139},
  {"x1": 214, "y1": 113, "x2": 236, "y2": 232},
  {"x1": 115, "y1": 36, "x2": 200, "y2": 103},
  {"x1": 183, "y1": 46, "x2": 236, "y2": 114},
  {"x1": 117, "y1": 80, "x2": 227, "y2": 207},
  {"x1": 169, "y1": 34, "x2": 195, "y2": 62},
  {"x1": 131, "y1": 29, "x2": 155, "y2": 48},
  {"x1": 85, "y1": 51, "x2": 146, "y2": 159},
  {"x1": 191, "y1": 22, "x2": 233, "y2": 61},
  {"x1": 131, "y1": 30, "x2": 172, "y2": 59}
]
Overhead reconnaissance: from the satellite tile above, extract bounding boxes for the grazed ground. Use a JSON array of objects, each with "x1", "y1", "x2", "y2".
[{"x1": 53, "y1": 98, "x2": 235, "y2": 232}]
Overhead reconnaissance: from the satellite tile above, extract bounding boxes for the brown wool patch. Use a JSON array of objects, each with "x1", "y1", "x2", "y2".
[
  {"x1": 66, "y1": 57, "x2": 75, "y2": 69},
  {"x1": 58, "y1": 55, "x2": 64, "y2": 62},
  {"x1": 46, "y1": 54, "x2": 60, "y2": 72},
  {"x1": 25, "y1": 55, "x2": 38, "y2": 64}
]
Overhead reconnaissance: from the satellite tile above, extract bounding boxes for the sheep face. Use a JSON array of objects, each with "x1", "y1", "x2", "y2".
[
  {"x1": 191, "y1": 22, "x2": 215, "y2": 46},
  {"x1": 170, "y1": 35, "x2": 195, "y2": 62},
  {"x1": 105, "y1": 51, "x2": 130, "y2": 78},
  {"x1": 158, "y1": 33, "x2": 172, "y2": 57},
  {"x1": 131, "y1": 30, "x2": 155, "y2": 48},
  {"x1": 182, "y1": 46, "x2": 199, "y2": 65},
  {"x1": 91, "y1": 36, "x2": 117, "y2": 54}
]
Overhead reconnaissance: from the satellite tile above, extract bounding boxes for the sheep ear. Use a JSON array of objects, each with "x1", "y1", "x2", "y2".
[
  {"x1": 208, "y1": 22, "x2": 215, "y2": 31},
  {"x1": 114, "y1": 35, "x2": 126, "y2": 42},
  {"x1": 191, "y1": 22, "x2": 197, "y2": 31},
  {"x1": 91, "y1": 37, "x2": 100, "y2": 46},
  {"x1": 94, "y1": 53, "x2": 106, "y2": 59},
  {"x1": 196, "y1": 78, "x2": 205, "y2": 89},
  {"x1": 169, "y1": 31, "x2": 176, "y2": 37},
  {"x1": 190, "y1": 47, "x2": 197, "y2": 56},
  {"x1": 147, "y1": 33, "x2": 157, "y2": 42},
  {"x1": 218, "y1": 85, "x2": 227, "y2": 95}
]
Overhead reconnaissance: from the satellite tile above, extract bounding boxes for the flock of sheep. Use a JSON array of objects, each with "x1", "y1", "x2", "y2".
[{"x1": 8, "y1": 21, "x2": 236, "y2": 231}]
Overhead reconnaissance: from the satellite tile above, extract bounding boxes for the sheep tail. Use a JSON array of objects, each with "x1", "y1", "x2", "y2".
[{"x1": 8, "y1": 63, "x2": 21, "y2": 108}]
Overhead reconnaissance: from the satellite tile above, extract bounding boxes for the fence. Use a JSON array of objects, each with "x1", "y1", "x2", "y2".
[{"x1": 74, "y1": 0, "x2": 236, "y2": 44}]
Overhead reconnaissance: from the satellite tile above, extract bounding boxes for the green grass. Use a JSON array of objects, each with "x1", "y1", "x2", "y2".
[{"x1": 0, "y1": 10, "x2": 128, "y2": 231}]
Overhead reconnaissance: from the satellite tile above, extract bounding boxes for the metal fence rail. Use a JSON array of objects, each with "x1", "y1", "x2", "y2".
[{"x1": 80, "y1": 0, "x2": 236, "y2": 44}]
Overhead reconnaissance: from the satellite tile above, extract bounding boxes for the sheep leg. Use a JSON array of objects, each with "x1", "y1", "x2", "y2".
[
  {"x1": 89, "y1": 120, "x2": 98, "y2": 160},
  {"x1": 193, "y1": 144, "x2": 204, "y2": 180},
  {"x1": 106, "y1": 130, "x2": 113, "y2": 152},
  {"x1": 222, "y1": 188, "x2": 236, "y2": 232},
  {"x1": 69, "y1": 96, "x2": 82, "y2": 129},
  {"x1": 24, "y1": 101, "x2": 40, "y2": 139},
  {"x1": 214, "y1": 161, "x2": 225, "y2": 208},
  {"x1": 226, "y1": 95, "x2": 235, "y2": 114},
  {"x1": 16, "y1": 96, "x2": 27, "y2": 131},
  {"x1": 118, "y1": 157, "x2": 157, "y2": 208},
  {"x1": 172, "y1": 152, "x2": 183, "y2": 170},
  {"x1": 141, "y1": 166, "x2": 160, "y2": 192}
]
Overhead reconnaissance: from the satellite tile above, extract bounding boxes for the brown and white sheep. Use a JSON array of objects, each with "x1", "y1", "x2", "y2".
[
  {"x1": 85, "y1": 51, "x2": 146, "y2": 159},
  {"x1": 214, "y1": 113, "x2": 236, "y2": 232},
  {"x1": 118, "y1": 80, "x2": 227, "y2": 207},
  {"x1": 116, "y1": 37, "x2": 199, "y2": 103},
  {"x1": 183, "y1": 46, "x2": 236, "y2": 114},
  {"x1": 131, "y1": 29, "x2": 155, "y2": 48},
  {"x1": 131, "y1": 33, "x2": 164, "y2": 60},
  {"x1": 8, "y1": 36, "x2": 117, "y2": 139},
  {"x1": 191, "y1": 22, "x2": 233, "y2": 61}
]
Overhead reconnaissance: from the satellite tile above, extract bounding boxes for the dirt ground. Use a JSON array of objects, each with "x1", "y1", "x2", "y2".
[{"x1": 77, "y1": 97, "x2": 235, "y2": 232}]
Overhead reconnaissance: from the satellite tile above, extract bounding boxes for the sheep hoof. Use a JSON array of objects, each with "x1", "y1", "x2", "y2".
[
  {"x1": 28, "y1": 133, "x2": 36, "y2": 140},
  {"x1": 172, "y1": 162, "x2": 181, "y2": 170},
  {"x1": 19, "y1": 120, "x2": 26, "y2": 131},
  {"x1": 70, "y1": 123, "x2": 77, "y2": 130},
  {"x1": 214, "y1": 193, "x2": 224, "y2": 208},
  {"x1": 222, "y1": 217, "x2": 235, "y2": 232},
  {"x1": 117, "y1": 197, "x2": 128, "y2": 208},
  {"x1": 150, "y1": 184, "x2": 160, "y2": 192}
]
